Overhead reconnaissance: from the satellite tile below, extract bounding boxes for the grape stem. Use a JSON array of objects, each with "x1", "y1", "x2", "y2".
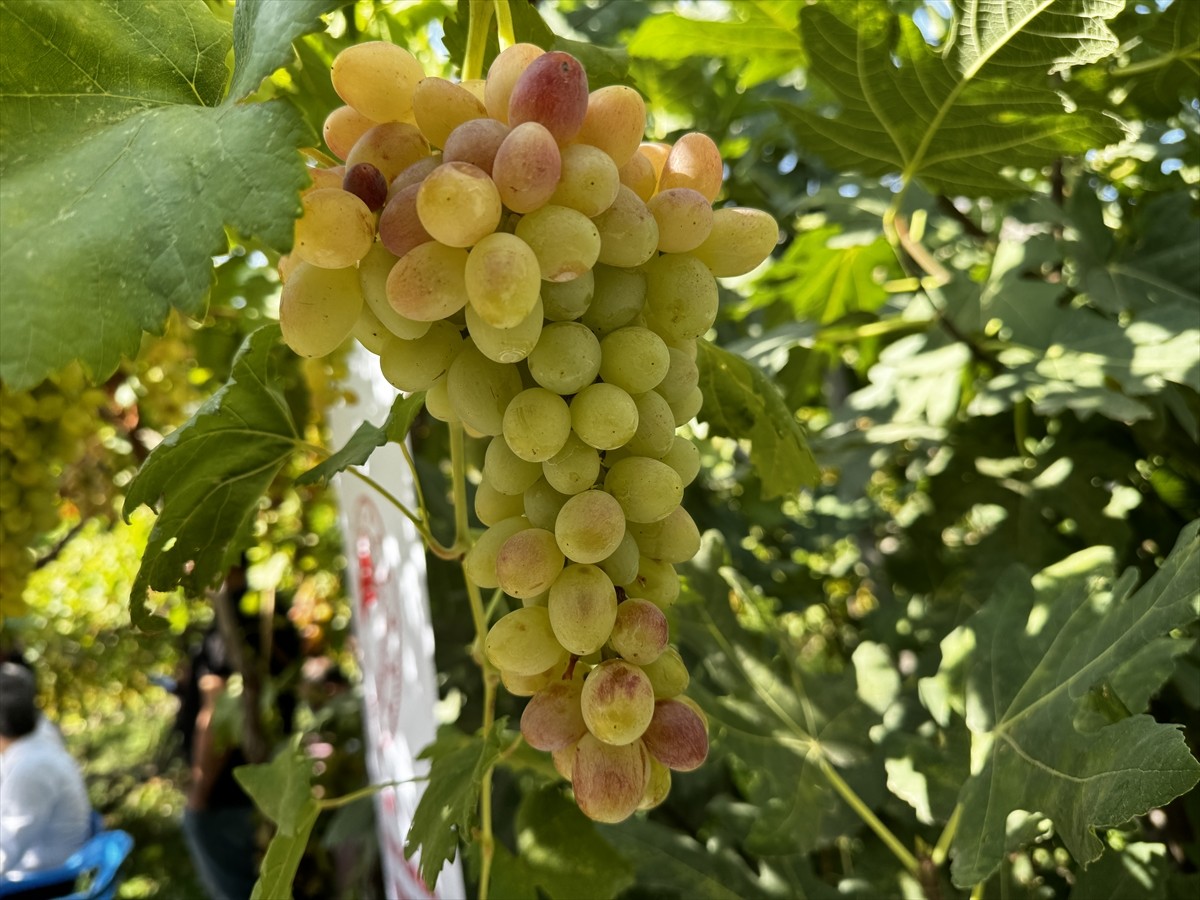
[
  {"x1": 344, "y1": 466, "x2": 457, "y2": 559},
  {"x1": 449, "y1": 423, "x2": 499, "y2": 900},
  {"x1": 818, "y1": 757, "x2": 921, "y2": 877},
  {"x1": 495, "y1": 0, "x2": 515, "y2": 49},
  {"x1": 463, "y1": 0, "x2": 495, "y2": 81}
]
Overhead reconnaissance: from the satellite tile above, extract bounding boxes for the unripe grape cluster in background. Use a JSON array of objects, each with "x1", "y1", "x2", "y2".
[{"x1": 279, "y1": 39, "x2": 779, "y2": 824}]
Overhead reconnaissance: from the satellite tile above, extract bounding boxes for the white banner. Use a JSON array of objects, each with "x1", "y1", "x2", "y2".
[{"x1": 328, "y1": 345, "x2": 465, "y2": 900}]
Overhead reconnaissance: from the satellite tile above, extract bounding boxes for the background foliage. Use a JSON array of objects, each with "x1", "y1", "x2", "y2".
[{"x1": 1, "y1": 1, "x2": 1197, "y2": 899}]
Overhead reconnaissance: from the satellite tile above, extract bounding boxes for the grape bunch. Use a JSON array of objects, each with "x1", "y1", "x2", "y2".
[
  {"x1": 0, "y1": 371, "x2": 107, "y2": 616},
  {"x1": 281, "y1": 40, "x2": 778, "y2": 823}
]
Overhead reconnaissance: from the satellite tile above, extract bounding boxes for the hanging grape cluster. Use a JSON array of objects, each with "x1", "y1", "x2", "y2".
[
  {"x1": 281, "y1": 40, "x2": 778, "y2": 823},
  {"x1": 0, "y1": 372, "x2": 107, "y2": 615}
]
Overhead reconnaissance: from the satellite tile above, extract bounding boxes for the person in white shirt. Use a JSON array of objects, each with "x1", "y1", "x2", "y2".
[{"x1": 0, "y1": 662, "x2": 91, "y2": 881}]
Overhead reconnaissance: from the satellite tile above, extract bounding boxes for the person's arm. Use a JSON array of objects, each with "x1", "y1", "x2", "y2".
[
  {"x1": 0, "y1": 762, "x2": 42, "y2": 874},
  {"x1": 186, "y1": 673, "x2": 231, "y2": 811}
]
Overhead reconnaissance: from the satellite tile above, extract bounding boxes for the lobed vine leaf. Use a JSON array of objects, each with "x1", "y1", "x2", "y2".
[
  {"x1": 405, "y1": 724, "x2": 507, "y2": 889},
  {"x1": 696, "y1": 341, "x2": 819, "y2": 498},
  {"x1": 229, "y1": 0, "x2": 343, "y2": 100},
  {"x1": 781, "y1": 1, "x2": 1124, "y2": 197},
  {"x1": 297, "y1": 392, "x2": 426, "y2": 486},
  {"x1": 929, "y1": 520, "x2": 1200, "y2": 886},
  {"x1": 235, "y1": 744, "x2": 316, "y2": 837},
  {"x1": 124, "y1": 325, "x2": 302, "y2": 630},
  {"x1": 0, "y1": 0, "x2": 322, "y2": 389}
]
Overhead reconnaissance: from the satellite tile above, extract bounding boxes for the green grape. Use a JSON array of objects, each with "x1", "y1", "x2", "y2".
[
  {"x1": 463, "y1": 515, "x2": 530, "y2": 589},
  {"x1": 577, "y1": 85, "x2": 646, "y2": 168},
  {"x1": 646, "y1": 187, "x2": 713, "y2": 254},
  {"x1": 378, "y1": 320, "x2": 463, "y2": 392},
  {"x1": 622, "y1": 555, "x2": 680, "y2": 609},
  {"x1": 464, "y1": 232, "x2": 543, "y2": 330},
  {"x1": 554, "y1": 489, "x2": 626, "y2": 564},
  {"x1": 352, "y1": 300, "x2": 391, "y2": 355},
  {"x1": 570, "y1": 383, "x2": 638, "y2": 451},
  {"x1": 502, "y1": 388, "x2": 572, "y2": 463},
  {"x1": 280, "y1": 263, "x2": 364, "y2": 359},
  {"x1": 669, "y1": 385, "x2": 704, "y2": 427},
  {"x1": 657, "y1": 346, "x2": 699, "y2": 405},
  {"x1": 496, "y1": 527, "x2": 566, "y2": 598},
  {"x1": 639, "y1": 647, "x2": 689, "y2": 699},
  {"x1": 484, "y1": 607, "x2": 567, "y2": 677},
  {"x1": 579, "y1": 265, "x2": 645, "y2": 336},
  {"x1": 625, "y1": 390, "x2": 675, "y2": 459},
  {"x1": 447, "y1": 341, "x2": 524, "y2": 436},
  {"x1": 592, "y1": 186, "x2": 658, "y2": 268},
  {"x1": 639, "y1": 757, "x2": 672, "y2": 810},
  {"x1": 323, "y1": 105, "x2": 376, "y2": 161},
  {"x1": 659, "y1": 435, "x2": 701, "y2": 486},
  {"x1": 541, "y1": 270, "x2": 594, "y2": 321},
  {"x1": 474, "y1": 479, "x2": 526, "y2": 525},
  {"x1": 580, "y1": 659, "x2": 656, "y2": 745},
  {"x1": 609, "y1": 598, "x2": 669, "y2": 664},
  {"x1": 643, "y1": 253, "x2": 718, "y2": 342},
  {"x1": 542, "y1": 433, "x2": 600, "y2": 496},
  {"x1": 527, "y1": 322, "x2": 601, "y2": 394},
  {"x1": 524, "y1": 478, "x2": 571, "y2": 531},
  {"x1": 570, "y1": 734, "x2": 649, "y2": 823},
  {"x1": 549, "y1": 143, "x2": 620, "y2": 217},
  {"x1": 547, "y1": 563, "x2": 618, "y2": 656},
  {"x1": 691, "y1": 206, "x2": 780, "y2": 277},
  {"x1": 597, "y1": 531, "x2": 640, "y2": 587},
  {"x1": 465, "y1": 296, "x2": 543, "y2": 364},
  {"x1": 604, "y1": 456, "x2": 683, "y2": 524},
  {"x1": 424, "y1": 374, "x2": 458, "y2": 423},
  {"x1": 598, "y1": 326, "x2": 669, "y2": 395},
  {"x1": 515, "y1": 205, "x2": 601, "y2": 283},
  {"x1": 483, "y1": 436, "x2": 542, "y2": 495}
]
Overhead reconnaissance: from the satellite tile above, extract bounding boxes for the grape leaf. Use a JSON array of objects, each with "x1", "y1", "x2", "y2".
[
  {"x1": 405, "y1": 724, "x2": 506, "y2": 889},
  {"x1": 696, "y1": 340, "x2": 819, "y2": 498},
  {"x1": 296, "y1": 392, "x2": 426, "y2": 486},
  {"x1": 677, "y1": 532, "x2": 879, "y2": 856},
  {"x1": 234, "y1": 745, "x2": 315, "y2": 836},
  {"x1": 124, "y1": 325, "x2": 303, "y2": 630},
  {"x1": 780, "y1": 1, "x2": 1124, "y2": 197},
  {"x1": 1068, "y1": 842, "x2": 1173, "y2": 900},
  {"x1": 628, "y1": 1, "x2": 803, "y2": 88},
  {"x1": 513, "y1": 788, "x2": 634, "y2": 900},
  {"x1": 0, "y1": 0, "x2": 326, "y2": 389},
  {"x1": 933, "y1": 521, "x2": 1200, "y2": 886},
  {"x1": 229, "y1": 0, "x2": 342, "y2": 100},
  {"x1": 252, "y1": 804, "x2": 319, "y2": 900}
]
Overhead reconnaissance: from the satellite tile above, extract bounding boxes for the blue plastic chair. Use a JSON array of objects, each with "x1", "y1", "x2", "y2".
[{"x1": 0, "y1": 819, "x2": 133, "y2": 900}]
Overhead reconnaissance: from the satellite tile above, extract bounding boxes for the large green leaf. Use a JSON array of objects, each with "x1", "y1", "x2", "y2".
[
  {"x1": 781, "y1": 1, "x2": 1123, "y2": 197},
  {"x1": 235, "y1": 745, "x2": 315, "y2": 836},
  {"x1": 405, "y1": 724, "x2": 507, "y2": 889},
  {"x1": 696, "y1": 340, "x2": 819, "y2": 498},
  {"x1": 123, "y1": 325, "x2": 303, "y2": 630},
  {"x1": 677, "y1": 533, "x2": 879, "y2": 857},
  {"x1": 628, "y1": 1, "x2": 803, "y2": 88},
  {"x1": 0, "y1": 0, "x2": 332, "y2": 389},
  {"x1": 933, "y1": 521, "x2": 1200, "y2": 886},
  {"x1": 512, "y1": 788, "x2": 634, "y2": 900},
  {"x1": 229, "y1": 0, "x2": 342, "y2": 100}
]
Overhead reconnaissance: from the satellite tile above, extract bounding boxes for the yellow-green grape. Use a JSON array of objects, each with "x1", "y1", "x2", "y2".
[
  {"x1": 293, "y1": 189, "x2": 375, "y2": 269},
  {"x1": 331, "y1": 41, "x2": 425, "y2": 123},
  {"x1": 656, "y1": 346, "x2": 699, "y2": 405},
  {"x1": 475, "y1": 479, "x2": 526, "y2": 526},
  {"x1": 527, "y1": 322, "x2": 601, "y2": 394},
  {"x1": 547, "y1": 563, "x2": 618, "y2": 655},
  {"x1": 280, "y1": 263, "x2": 364, "y2": 358},
  {"x1": 358, "y1": 244, "x2": 432, "y2": 340},
  {"x1": 412, "y1": 77, "x2": 487, "y2": 148},
  {"x1": 577, "y1": 85, "x2": 647, "y2": 168},
  {"x1": 345, "y1": 123, "x2": 430, "y2": 183},
  {"x1": 639, "y1": 647, "x2": 690, "y2": 699},
  {"x1": 352, "y1": 301, "x2": 391, "y2": 355},
  {"x1": 496, "y1": 527, "x2": 565, "y2": 599},
  {"x1": 623, "y1": 556, "x2": 680, "y2": 610},
  {"x1": 514, "y1": 205, "x2": 601, "y2": 283},
  {"x1": 646, "y1": 187, "x2": 713, "y2": 254},
  {"x1": 580, "y1": 265, "x2": 645, "y2": 336},
  {"x1": 609, "y1": 598, "x2": 669, "y2": 665},
  {"x1": 625, "y1": 391, "x2": 675, "y2": 459},
  {"x1": 416, "y1": 162, "x2": 502, "y2": 247},
  {"x1": 465, "y1": 297, "x2": 543, "y2": 364},
  {"x1": 659, "y1": 435, "x2": 701, "y2": 487},
  {"x1": 542, "y1": 433, "x2": 600, "y2": 496},
  {"x1": 465, "y1": 232, "x2": 543, "y2": 330},
  {"x1": 424, "y1": 375, "x2": 458, "y2": 424},
  {"x1": 549, "y1": 143, "x2": 621, "y2": 217},
  {"x1": 484, "y1": 607, "x2": 567, "y2": 676},
  {"x1": 570, "y1": 383, "x2": 638, "y2": 451},
  {"x1": 642, "y1": 254, "x2": 718, "y2": 343},
  {"x1": 597, "y1": 531, "x2": 641, "y2": 588},
  {"x1": 598, "y1": 326, "x2": 669, "y2": 395},
  {"x1": 592, "y1": 186, "x2": 659, "y2": 268},
  {"x1": 580, "y1": 659, "x2": 656, "y2": 745},
  {"x1": 483, "y1": 436, "x2": 543, "y2": 496},
  {"x1": 541, "y1": 271, "x2": 594, "y2": 321},
  {"x1": 554, "y1": 489, "x2": 626, "y2": 564},
  {"x1": 640, "y1": 757, "x2": 672, "y2": 810},
  {"x1": 503, "y1": 388, "x2": 572, "y2": 463},
  {"x1": 386, "y1": 241, "x2": 470, "y2": 322},
  {"x1": 378, "y1": 320, "x2": 463, "y2": 392},
  {"x1": 446, "y1": 341, "x2": 523, "y2": 436},
  {"x1": 323, "y1": 105, "x2": 377, "y2": 161},
  {"x1": 523, "y1": 478, "x2": 571, "y2": 531},
  {"x1": 669, "y1": 386, "x2": 704, "y2": 427},
  {"x1": 604, "y1": 457, "x2": 683, "y2": 524},
  {"x1": 691, "y1": 206, "x2": 780, "y2": 277},
  {"x1": 464, "y1": 515, "x2": 530, "y2": 589},
  {"x1": 484, "y1": 43, "x2": 545, "y2": 122}
]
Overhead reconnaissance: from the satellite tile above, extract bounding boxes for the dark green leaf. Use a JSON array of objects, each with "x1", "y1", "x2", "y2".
[
  {"x1": 296, "y1": 392, "x2": 425, "y2": 486},
  {"x1": 1068, "y1": 842, "x2": 1173, "y2": 900},
  {"x1": 696, "y1": 340, "x2": 819, "y2": 497},
  {"x1": 783, "y1": 2, "x2": 1123, "y2": 197},
  {"x1": 124, "y1": 325, "x2": 301, "y2": 630},
  {"x1": 936, "y1": 521, "x2": 1200, "y2": 886},
  {"x1": 228, "y1": 0, "x2": 343, "y2": 100},
  {"x1": 511, "y1": 788, "x2": 633, "y2": 900},
  {"x1": 251, "y1": 803, "x2": 319, "y2": 900},
  {"x1": 486, "y1": 842, "x2": 539, "y2": 900},
  {"x1": 0, "y1": 0, "x2": 312, "y2": 389},
  {"x1": 405, "y1": 724, "x2": 507, "y2": 889},
  {"x1": 234, "y1": 745, "x2": 315, "y2": 836}
]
